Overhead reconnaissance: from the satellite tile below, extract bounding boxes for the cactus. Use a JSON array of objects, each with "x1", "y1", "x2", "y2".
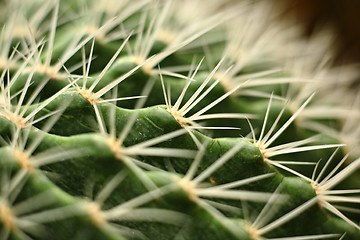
[{"x1": 1, "y1": 0, "x2": 360, "y2": 239}]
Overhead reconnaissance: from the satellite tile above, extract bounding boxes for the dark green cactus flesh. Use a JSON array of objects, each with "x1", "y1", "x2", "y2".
[{"x1": 1, "y1": 0, "x2": 360, "y2": 239}]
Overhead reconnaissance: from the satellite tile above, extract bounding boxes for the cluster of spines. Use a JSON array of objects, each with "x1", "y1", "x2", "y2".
[{"x1": 0, "y1": 0, "x2": 360, "y2": 239}]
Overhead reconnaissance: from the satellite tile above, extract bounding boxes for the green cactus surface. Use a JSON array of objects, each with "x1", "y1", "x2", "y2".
[{"x1": 1, "y1": 0, "x2": 360, "y2": 239}]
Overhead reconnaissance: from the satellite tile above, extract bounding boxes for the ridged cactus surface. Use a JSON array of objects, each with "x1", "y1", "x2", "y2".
[{"x1": 1, "y1": 0, "x2": 360, "y2": 239}]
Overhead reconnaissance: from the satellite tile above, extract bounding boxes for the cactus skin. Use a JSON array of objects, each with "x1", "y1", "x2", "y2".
[{"x1": 1, "y1": 0, "x2": 360, "y2": 240}]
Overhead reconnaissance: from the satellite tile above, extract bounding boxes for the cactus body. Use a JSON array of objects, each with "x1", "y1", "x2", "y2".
[{"x1": 1, "y1": 0, "x2": 360, "y2": 239}]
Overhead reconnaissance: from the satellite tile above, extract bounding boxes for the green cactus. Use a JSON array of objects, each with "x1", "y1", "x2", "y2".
[{"x1": 1, "y1": 0, "x2": 360, "y2": 239}]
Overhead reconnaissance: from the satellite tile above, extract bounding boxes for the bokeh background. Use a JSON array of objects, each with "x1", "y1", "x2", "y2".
[{"x1": 278, "y1": 0, "x2": 360, "y2": 66}]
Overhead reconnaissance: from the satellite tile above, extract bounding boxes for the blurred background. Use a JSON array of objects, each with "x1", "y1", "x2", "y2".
[{"x1": 278, "y1": 0, "x2": 360, "y2": 66}]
